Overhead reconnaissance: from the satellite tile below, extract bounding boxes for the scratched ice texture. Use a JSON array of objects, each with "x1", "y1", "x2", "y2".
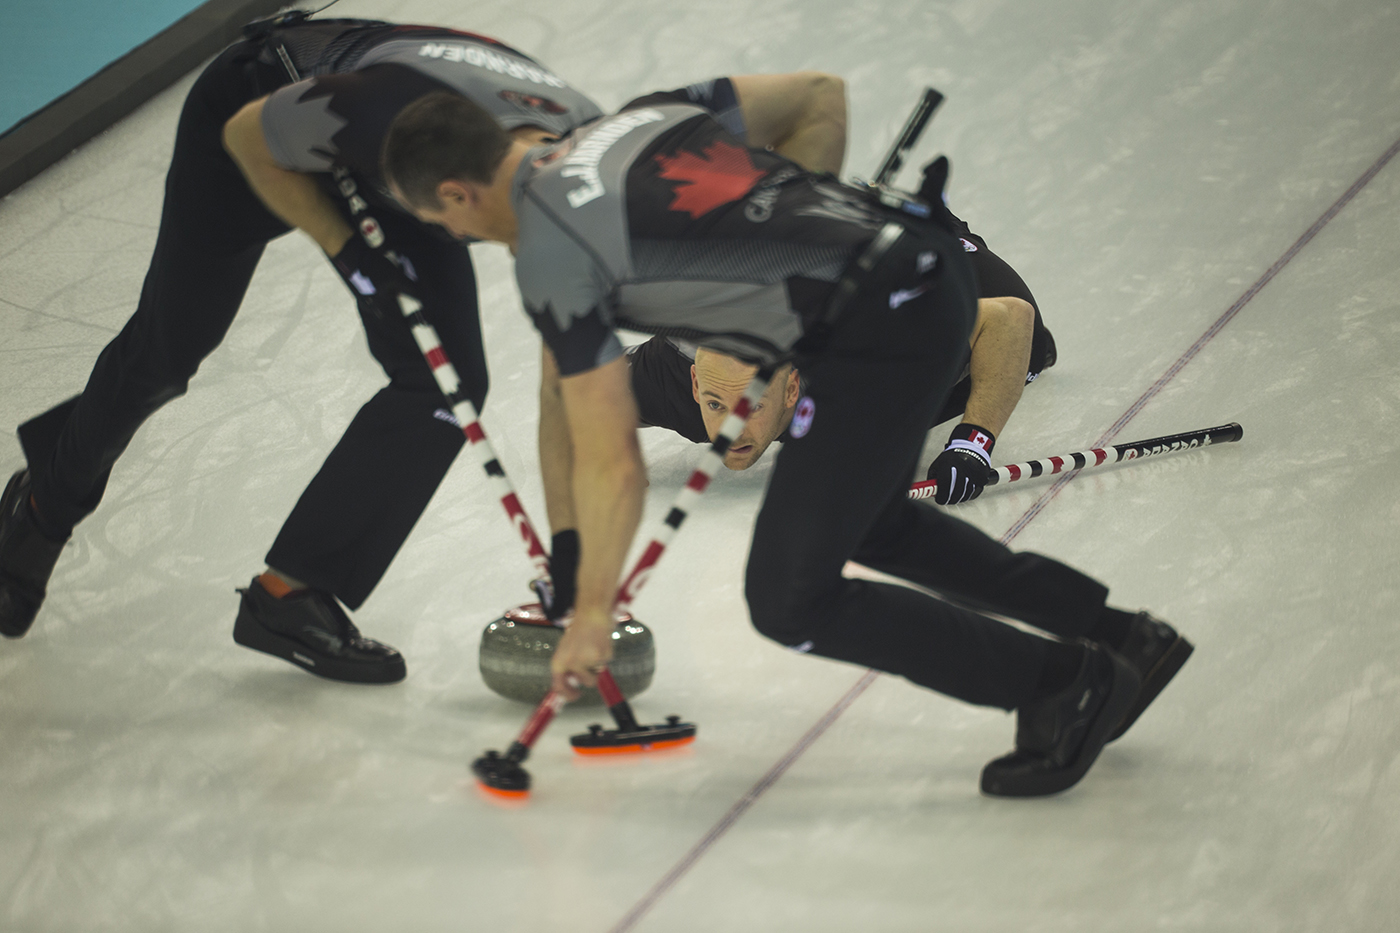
[{"x1": 1, "y1": 0, "x2": 1398, "y2": 930}]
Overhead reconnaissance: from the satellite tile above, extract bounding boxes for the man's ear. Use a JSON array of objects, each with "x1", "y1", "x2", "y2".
[
  {"x1": 691, "y1": 364, "x2": 701, "y2": 404},
  {"x1": 783, "y1": 368, "x2": 801, "y2": 408},
  {"x1": 437, "y1": 177, "x2": 476, "y2": 207}
]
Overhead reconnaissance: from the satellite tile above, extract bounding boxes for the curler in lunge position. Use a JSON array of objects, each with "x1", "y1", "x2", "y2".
[
  {"x1": 383, "y1": 88, "x2": 1195, "y2": 797},
  {"x1": 622, "y1": 88, "x2": 1055, "y2": 505}
]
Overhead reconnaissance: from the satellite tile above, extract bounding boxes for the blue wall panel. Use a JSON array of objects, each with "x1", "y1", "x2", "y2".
[{"x1": 1, "y1": 0, "x2": 211, "y2": 133}]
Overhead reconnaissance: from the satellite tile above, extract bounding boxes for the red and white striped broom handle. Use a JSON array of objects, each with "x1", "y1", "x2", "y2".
[
  {"x1": 614, "y1": 366, "x2": 773, "y2": 610},
  {"x1": 397, "y1": 295, "x2": 551, "y2": 580},
  {"x1": 908, "y1": 422, "x2": 1243, "y2": 501}
]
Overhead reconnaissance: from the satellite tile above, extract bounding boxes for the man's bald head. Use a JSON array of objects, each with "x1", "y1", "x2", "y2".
[{"x1": 691, "y1": 348, "x2": 801, "y2": 470}]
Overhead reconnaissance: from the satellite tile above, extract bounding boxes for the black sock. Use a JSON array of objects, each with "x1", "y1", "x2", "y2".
[
  {"x1": 1088, "y1": 606, "x2": 1137, "y2": 651},
  {"x1": 1034, "y1": 640, "x2": 1086, "y2": 697}
]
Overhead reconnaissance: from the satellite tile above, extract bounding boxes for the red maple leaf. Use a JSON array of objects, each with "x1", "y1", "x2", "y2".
[{"x1": 654, "y1": 141, "x2": 766, "y2": 219}]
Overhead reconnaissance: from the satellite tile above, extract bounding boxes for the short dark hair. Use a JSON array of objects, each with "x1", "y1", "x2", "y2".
[{"x1": 381, "y1": 91, "x2": 512, "y2": 210}]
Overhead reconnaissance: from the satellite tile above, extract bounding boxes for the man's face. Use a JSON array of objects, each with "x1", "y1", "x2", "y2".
[{"x1": 691, "y1": 349, "x2": 801, "y2": 470}]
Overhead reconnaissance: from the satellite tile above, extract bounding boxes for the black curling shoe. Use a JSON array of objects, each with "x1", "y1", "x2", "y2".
[
  {"x1": 1106, "y1": 611, "x2": 1193, "y2": 743},
  {"x1": 981, "y1": 642, "x2": 1139, "y2": 798},
  {"x1": 0, "y1": 470, "x2": 68, "y2": 638},
  {"x1": 233, "y1": 577, "x2": 405, "y2": 683}
]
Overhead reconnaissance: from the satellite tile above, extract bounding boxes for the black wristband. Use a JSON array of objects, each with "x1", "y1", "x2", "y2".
[
  {"x1": 550, "y1": 530, "x2": 580, "y2": 573},
  {"x1": 544, "y1": 529, "x2": 580, "y2": 621}
]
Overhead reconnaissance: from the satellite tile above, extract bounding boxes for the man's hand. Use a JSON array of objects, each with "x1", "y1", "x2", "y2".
[
  {"x1": 927, "y1": 423, "x2": 995, "y2": 504},
  {"x1": 550, "y1": 608, "x2": 615, "y2": 701},
  {"x1": 331, "y1": 236, "x2": 417, "y2": 319}
]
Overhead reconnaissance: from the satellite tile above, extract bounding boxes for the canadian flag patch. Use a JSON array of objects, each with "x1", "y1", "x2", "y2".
[
  {"x1": 789, "y1": 396, "x2": 816, "y2": 438},
  {"x1": 359, "y1": 217, "x2": 385, "y2": 249}
]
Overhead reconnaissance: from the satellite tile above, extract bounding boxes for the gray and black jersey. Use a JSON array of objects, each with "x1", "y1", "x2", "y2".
[
  {"x1": 257, "y1": 20, "x2": 603, "y2": 206},
  {"x1": 513, "y1": 104, "x2": 890, "y2": 376},
  {"x1": 626, "y1": 337, "x2": 709, "y2": 443}
]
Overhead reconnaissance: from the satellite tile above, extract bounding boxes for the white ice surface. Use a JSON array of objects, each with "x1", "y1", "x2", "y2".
[{"x1": 2, "y1": 0, "x2": 1399, "y2": 930}]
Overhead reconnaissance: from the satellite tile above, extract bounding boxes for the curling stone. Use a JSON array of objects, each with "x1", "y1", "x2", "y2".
[{"x1": 478, "y1": 603, "x2": 654, "y2": 706}]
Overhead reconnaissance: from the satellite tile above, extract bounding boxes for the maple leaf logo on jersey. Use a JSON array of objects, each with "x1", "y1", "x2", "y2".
[{"x1": 654, "y1": 141, "x2": 766, "y2": 219}]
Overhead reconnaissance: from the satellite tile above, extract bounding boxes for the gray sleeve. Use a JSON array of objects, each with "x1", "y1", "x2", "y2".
[
  {"x1": 619, "y1": 79, "x2": 747, "y2": 140},
  {"x1": 514, "y1": 194, "x2": 623, "y2": 376},
  {"x1": 260, "y1": 79, "x2": 347, "y2": 172},
  {"x1": 687, "y1": 78, "x2": 747, "y2": 140}
]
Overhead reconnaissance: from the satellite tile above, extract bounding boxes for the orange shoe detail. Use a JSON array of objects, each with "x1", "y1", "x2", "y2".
[{"x1": 257, "y1": 572, "x2": 301, "y2": 599}]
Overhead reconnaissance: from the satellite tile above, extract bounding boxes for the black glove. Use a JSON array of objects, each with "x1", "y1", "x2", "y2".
[
  {"x1": 330, "y1": 235, "x2": 417, "y2": 319},
  {"x1": 540, "y1": 529, "x2": 580, "y2": 622},
  {"x1": 915, "y1": 155, "x2": 960, "y2": 233},
  {"x1": 926, "y1": 422, "x2": 995, "y2": 505}
]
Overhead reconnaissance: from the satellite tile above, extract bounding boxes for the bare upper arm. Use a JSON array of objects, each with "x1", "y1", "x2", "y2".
[
  {"x1": 970, "y1": 297, "x2": 1036, "y2": 348},
  {"x1": 729, "y1": 72, "x2": 847, "y2": 173},
  {"x1": 540, "y1": 344, "x2": 563, "y2": 398},
  {"x1": 558, "y1": 355, "x2": 643, "y2": 463},
  {"x1": 221, "y1": 96, "x2": 274, "y2": 166}
]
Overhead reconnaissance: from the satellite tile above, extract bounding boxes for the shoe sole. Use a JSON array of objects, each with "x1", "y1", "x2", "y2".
[
  {"x1": 233, "y1": 604, "x2": 406, "y2": 684},
  {"x1": 1107, "y1": 636, "x2": 1193, "y2": 743},
  {"x1": 980, "y1": 652, "x2": 1140, "y2": 798}
]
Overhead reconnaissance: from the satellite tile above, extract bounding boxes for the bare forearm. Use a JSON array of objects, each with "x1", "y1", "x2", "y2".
[
  {"x1": 547, "y1": 356, "x2": 646, "y2": 695},
  {"x1": 546, "y1": 447, "x2": 643, "y2": 698},
  {"x1": 571, "y1": 448, "x2": 645, "y2": 618},
  {"x1": 236, "y1": 162, "x2": 352, "y2": 256},
  {"x1": 222, "y1": 100, "x2": 353, "y2": 256},
  {"x1": 539, "y1": 350, "x2": 577, "y2": 534},
  {"x1": 559, "y1": 356, "x2": 647, "y2": 621},
  {"x1": 963, "y1": 297, "x2": 1034, "y2": 436}
]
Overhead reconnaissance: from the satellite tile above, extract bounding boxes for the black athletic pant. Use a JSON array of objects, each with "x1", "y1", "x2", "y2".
[
  {"x1": 745, "y1": 225, "x2": 1106, "y2": 711},
  {"x1": 929, "y1": 217, "x2": 1054, "y2": 427},
  {"x1": 16, "y1": 41, "x2": 487, "y2": 610}
]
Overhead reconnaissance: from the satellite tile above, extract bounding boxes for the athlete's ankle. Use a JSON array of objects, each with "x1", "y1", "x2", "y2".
[{"x1": 258, "y1": 569, "x2": 306, "y2": 599}]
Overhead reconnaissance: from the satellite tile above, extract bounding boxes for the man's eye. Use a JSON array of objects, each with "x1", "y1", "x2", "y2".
[{"x1": 708, "y1": 402, "x2": 725, "y2": 412}]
